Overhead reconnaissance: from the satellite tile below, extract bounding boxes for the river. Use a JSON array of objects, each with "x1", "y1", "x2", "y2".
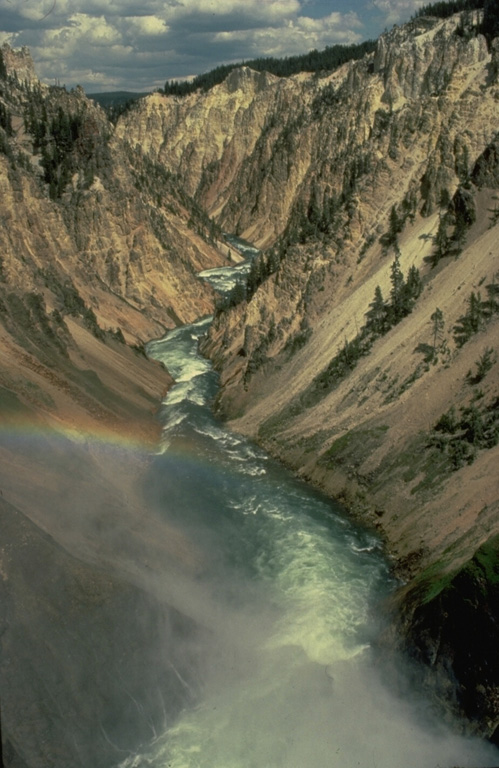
[{"x1": 119, "y1": 247, "x2": 499, "y2": 768}]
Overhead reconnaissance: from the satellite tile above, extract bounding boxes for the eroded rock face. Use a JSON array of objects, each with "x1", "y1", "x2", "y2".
[
  {"x1": 193, "y1": 17, "x2": 498, "y2": 422},
  {"x1": 0, "y1": 81, "x2": 223, "y2": 339},
  {"x1": 1, "y1": 14, "x2": 499, "y2": 757},
  {"x1": 182, "y1": 17, "x2": 498, "y2": 739},
  {"x1": 0, "y1": 52, "x2": 228, "y2": 767},
  {"x1": 392, "y1": 536, "x2": 499, "y2": 745},
  {"x1": 1, "y1": 43, "x2": 38, "y2": 85},
  {"x1": 119, "y1": 15, "x2": 495, "y2": 248}
]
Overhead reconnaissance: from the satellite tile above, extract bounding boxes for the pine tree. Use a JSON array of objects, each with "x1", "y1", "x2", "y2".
[
  {"x1": 453, "y1": 185, "x2": 476, "y2": 250},
  {"x1": 467, "y1": 291, "x2": 485, "y2": 332},
  {"x1": 430, "y1": 213, "x2": 452, "y2": 267},
  {"x1": 230, "y1": 279, "x2": 247, "y2": 306},
  {"x1": 246, "y1": 258, "x2": 264, "y2": 298},
  {"x1": 461, "y1": 405, "x2": 485, "y2": 446},
  {"x1": 430, "y1": 307, "x2": 445, "y2": 355},
  {"x1": 438, "y1": 188, "x2": 451, "y2": 210},
  {"x1": 387, "y1": 205, "x2": 402, "y2": 249},
  {"x1": 453, "y1": 291, "x2": 486, "y2": 346},
  {"x1": 0, "y1": 49, "x2": 6, "y2": 80},
  {"x1": 485, "y1": 273, "x2": 499, "y2": 315},
  {"x1": 403, "y1": 265, "x2": 423, "y2": 312},
  {"x1": 482, "y1": 0, "x2": 499, "y2": 40},
  {"x1": 389, "y1": 254, "x2": 406, "y2": 323},
  {"x1": 0, "y1": 103, "x2": 12, "y2": 136},
  {"x1": 401, "y1": 188, "x2": 418, "y2": 224},
  {"x1": 365, "y1": 285, "x2": 388, "y2": 336}
]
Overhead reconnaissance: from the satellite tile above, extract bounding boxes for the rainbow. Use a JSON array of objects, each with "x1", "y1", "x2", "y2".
[
  {"x1": 0, "y1": 407, "x2": 220, "y2": 474},
  {"x1": 0, "y1": 390, "x2": 263, "y2": 498},
  {"x1": 0, "y1": 393, "x2": 163, "y2": 455},
  {"x1": 0, "y1": 404, "x2": 208, "y2": 577}
]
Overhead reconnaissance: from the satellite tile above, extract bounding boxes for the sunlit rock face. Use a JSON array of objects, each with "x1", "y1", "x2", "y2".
[
  {"x1": 1, "y1": 8, "x2": 499, "y2": 760},
  {"x1": 119, "y1": 13, "x2": 499, "y2": 739},
  {"x1": 1, "y1": 43, "x2": 38, "y2": 85},
  {"x1": 119, "y1": 14, "x2": 495, "y2": 248},
  {"x1": 0, "y1": 46, "x2": 228, "y2": 768},
  {"x1": 0, "y1": 42, "x2": 227, "y2": 346}
]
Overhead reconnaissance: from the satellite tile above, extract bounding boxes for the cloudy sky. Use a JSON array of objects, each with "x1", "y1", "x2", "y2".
[{"x1": 0, "y1": 0, "x2": 427, "y2": 92}]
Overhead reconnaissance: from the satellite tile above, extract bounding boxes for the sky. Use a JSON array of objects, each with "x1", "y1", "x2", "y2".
[{"x1": 0, "y1": 0, "x2": 428, "y2": 93}]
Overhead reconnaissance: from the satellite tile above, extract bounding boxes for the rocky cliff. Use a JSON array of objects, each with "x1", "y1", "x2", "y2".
[
  {"x1": 1, "y1": 9, "x2": 499, "y2": 762},
  {"x1": 0, "y1": 42, "x2": 233, "y2": 448},
  {"x1": 0, "y1": 44, "x2": 228, "y2": 767},
  {"x1": 117, "y1": 12, "x2": 499, "y2": 741}
]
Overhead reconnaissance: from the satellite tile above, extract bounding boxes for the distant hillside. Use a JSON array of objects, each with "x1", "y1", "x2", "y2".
[
  {"x1": 87, "y1": 90, "x2": 148, "y2": 108},
  {"x1": 160, "y1": 0, "x2": 498, "y2": 99},
  {"x1": 87, "y1": 90, "x2": 149, "y2": 121},
  {"x1": 162, "y1": 40, "x2": 377, "y2": 97},
  {"x1": 116, "y1": 9, "x2": 499, "y2": 742},
  {"x1": 413, "y1": 0, "x2": 499, "y2": 39}
]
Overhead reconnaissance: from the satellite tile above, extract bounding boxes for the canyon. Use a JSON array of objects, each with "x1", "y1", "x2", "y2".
[{"x1": 0, "y1": 7, "x2": 498, "y2": 764}]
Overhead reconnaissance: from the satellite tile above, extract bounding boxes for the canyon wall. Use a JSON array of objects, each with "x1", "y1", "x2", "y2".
[
  {"x1": 1, "y1": 11, "x2": 499, "y2": 759},
  {"x1": 119, "y1": 14, "x2": 499, "y2": 739},
  {"x1": 0, "y1": 45, "x2": 227, "y2": 767}
]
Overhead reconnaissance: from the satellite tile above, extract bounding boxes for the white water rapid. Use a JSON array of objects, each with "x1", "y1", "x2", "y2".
[{"x1": 118, "y1": 242, "x2": 499, "y2": 768}]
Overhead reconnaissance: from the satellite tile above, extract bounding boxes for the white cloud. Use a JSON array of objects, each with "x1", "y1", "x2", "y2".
[
  {"x1": 213, "y1": 11, "x2": 362, "y2": 58},
  {"x1": 165, "y1": 0, "x2": 302, "y2": 23},
  {"x1": 371, "y1": 0, "x2": 426, "y2": 24},
  {"x1": 17, "y1": 1, "x2": 58, "y2": 23},
  {"x1": 0, "y1": 0, "x2": 382, "y2": 92},
  {"x1": 123, "y1": 16, "x2": 169, "y2": 37},
  {"x1": 67, "y1": 14, "x2": 123, "y2": 47}
]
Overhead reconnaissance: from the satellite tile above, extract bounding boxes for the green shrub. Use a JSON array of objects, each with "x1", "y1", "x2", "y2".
[{"x1": 466, "y1": 347, "x2": 497, "y2": 384}]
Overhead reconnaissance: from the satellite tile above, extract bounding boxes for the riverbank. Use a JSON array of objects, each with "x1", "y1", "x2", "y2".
[{"x1": 200, "y1": 209, "x2": 499, "y2": 743}]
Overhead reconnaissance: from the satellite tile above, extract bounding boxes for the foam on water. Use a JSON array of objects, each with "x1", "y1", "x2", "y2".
[
  {"x1": 197, "y1": 264, "x2": 250, "y2": 294},
  {"x1": 126, "y1": 263, "x2": 499, "y2": 768}
]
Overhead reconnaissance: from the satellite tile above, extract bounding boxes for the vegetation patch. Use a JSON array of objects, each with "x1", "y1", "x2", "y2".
[
  {"x1": 409, "y1": 535, "x2": 499, "y2": 609},
  {"x1": 0, "y1": 290, "x2": 71, "y2": 356},
  {"x1": 87, "y1": 91, "x2": 145, "y2": 122},
  {"x1": 466, "y1": 346, "x2": 497, "y2": 385},
  {"x1": 162, "y1": 40, "x2": 377, "y2": 97},
  {"x1": 382, "y1": 432, "x2": 450, "y2": 495},
  {"x1": 472, "y1": 535, "x2": 499, "y2": 588},
  {"x1": 410, "y1": 557, "x2": 458, "y2": 605},
  {"x1": 429, "y1": 397, "x2": 499, "y2": 469},
  {"x1": 384, "y1": 361, "x2": 429, "y2": 403},
  {"x1": 319, "y1": 425, "x2": 389, "y2": 471},
  {"x1": 384, "y1": 391, "x2": 499, "y2": 499},
  {"x1": 299, "y1": 255, "x2": 423, "y2": 409},
  {"x1": 452, "y1": 276, "x2": 499, "y2": 347},
  {"x1": 413, "y1": 0, "x2": 499, "y2": 44}
]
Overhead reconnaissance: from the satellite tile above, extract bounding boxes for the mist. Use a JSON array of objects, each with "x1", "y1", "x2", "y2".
[
  {"x1": 1, "y1": 409, "x2": 499, "y2": 768},
  {"x1": 113, "y1": 441, "x2": 498, "y2": 768},
  {"x1": 1, "y1": 307, "x2": 498, "y2": 768}
]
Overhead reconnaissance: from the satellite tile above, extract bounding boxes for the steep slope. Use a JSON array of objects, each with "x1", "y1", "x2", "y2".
[
  {"x1": 119, "y1": 13, "x2": 498, "y2": 249},
  {"x1": 0, "y1": 42, "x2": 233, "y2": 439},
  {"x1": 1, "y1": 46, "x2": 226, "y2": 334},
  {"x1": 175, "y1": 15, "x2": 499, "y2": 739},
  {"x1": 1, "y1": 12, "x2": 499, "y2": 759},
  {"x1": 0, "y1": 45, "x2": 229, "y2": 767}
]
